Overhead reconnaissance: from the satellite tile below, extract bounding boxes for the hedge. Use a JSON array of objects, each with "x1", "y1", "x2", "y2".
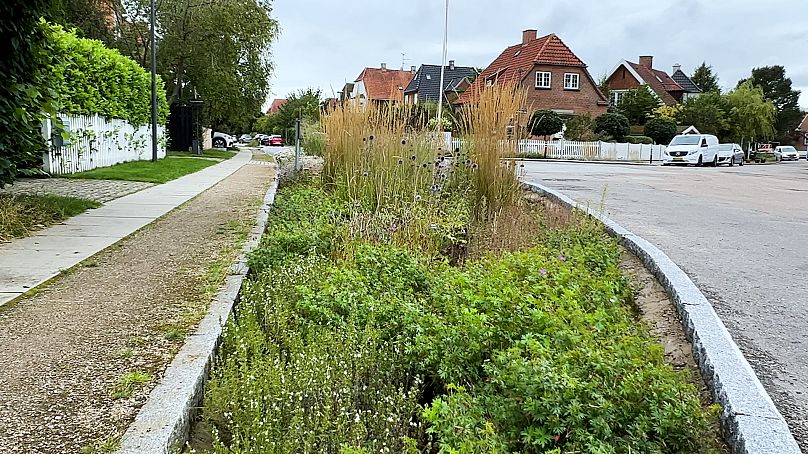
[
  {"x1": 626, "y1": 135, "x2": 654, "y2": 144},
  {"x1": 43, "y1": 22, "x2": 169, "y2": 126}
]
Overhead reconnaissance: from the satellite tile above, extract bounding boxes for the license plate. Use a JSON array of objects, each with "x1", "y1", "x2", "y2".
[{"x1": 673, "y1": 157, "x2": 683, "y2": 161}]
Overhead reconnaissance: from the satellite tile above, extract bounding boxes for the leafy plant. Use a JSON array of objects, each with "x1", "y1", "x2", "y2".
[
  {"x1": 111, "y1": 370, "x2": 151, "y2": 399},
  {"x1": 527, "y1": 109, "x2": 564, "y2": 138},
  {"x1": 615, "y1": 85, "x2": 660, "y2": 125},
  {"x1": 644, "y1": 118, "x2": 678, "y2": 144},
  {"x1": 594, "y1": 112, "x2": 630, "y2": 141}
]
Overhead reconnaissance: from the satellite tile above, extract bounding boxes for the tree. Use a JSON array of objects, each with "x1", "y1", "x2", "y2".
[
  {"x1": 652, "y1": 104, "x2": 681, "y2": 122},
  {"x1": 273, "y1": 88, "x2": 322, "y2": 140},
  {"x1": 528, "y1": 110, "x2": 563, "y2": 138},
  {"x1": 725, "y1": 81, "x2": 776, "y2": 149},
  {"x1": 676, "y1": 92, "x2": 730, "y2": 140},
  {"x1": 594, "y1": 113, "x2": 630, "y2": 141},
  {"x1": 643, "y1": 118, "x2": 677, "y2": 145},
  {"x1": 615, "y1": 85, "x2": 659, "y2": 125},
  {"x1": 691, "y1": 62, "x2": 721, "y2": 93},
  {"x1": 563, "y1": 114, "x2": 596, "y2": 141},
  {"x1": 738, "y1": 66, "x2": 802, "y2": 142}
]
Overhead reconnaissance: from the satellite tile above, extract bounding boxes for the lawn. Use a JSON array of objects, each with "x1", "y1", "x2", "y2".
[
  {"x1": 194, "y1": 86, "x2": 724, "y2": 454},
  {"x1": 64, "y1": 157, "x2": 219, "y2": 184},
  {"x1": 167, "y1": 149, "x2": 237, "y2": 160},
  {"x1": 0, "y1": 193, "x2": 100, "y2": 242}
]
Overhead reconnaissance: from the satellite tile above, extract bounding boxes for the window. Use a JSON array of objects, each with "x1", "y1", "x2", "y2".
[
  {"x1": 609, "y1": 90, "x2": 628, "y2": 106},
  {"x1": 485, "y1": 78, "x2": 494, "y2": 87},
  {"x1": 535, "y1": 71, "x2": 551, "y2": 89},
  {"x1": 563, "y1": 73, "x2": 580, "y2": 90}
]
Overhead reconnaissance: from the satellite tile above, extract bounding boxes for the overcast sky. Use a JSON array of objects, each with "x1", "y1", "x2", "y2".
[{"x1": 268, "y1": 0, "x2": 808, "y2": 110}]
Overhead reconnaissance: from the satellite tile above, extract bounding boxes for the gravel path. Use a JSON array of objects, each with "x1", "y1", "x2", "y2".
[
  {"x1": 0, "y1": 178, "x2": 155, "y2": 203},
  {"x1": 0, "y1": 161, "x2": 275, "y2": 453}
]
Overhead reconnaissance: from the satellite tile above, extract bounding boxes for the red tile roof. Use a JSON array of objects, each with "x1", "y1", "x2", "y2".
[
  {"x1": 356, "y1": 67, "x2": 414, "y2": 102},
  {"x1": 626, "y1": 62, "x2": 683, "y2": 105},
  {"x1": 458, "y1": 33, "x2": 595, "y2": 104},
  {"x1": 268, "y1": 98, "x2": 287, "y2": 113},
  {"x1": 798, "y1": 114, "x2": 808, "y2": 132}
]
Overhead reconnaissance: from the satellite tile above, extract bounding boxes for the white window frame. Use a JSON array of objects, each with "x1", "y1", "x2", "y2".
[
  {"x1": 535, "y1": 71, "x2": 551, "y2": 89},
  {"x1": 609, "y1": 90, "x2": 628, "y2": 106},
  {"x1": 563, "y1": 73, "x2": 580, "y2": 90}
]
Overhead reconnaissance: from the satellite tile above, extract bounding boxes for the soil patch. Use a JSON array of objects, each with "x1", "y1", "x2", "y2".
[{"x1": 0, "y1": 162, "x2": 275, "y2": 453}]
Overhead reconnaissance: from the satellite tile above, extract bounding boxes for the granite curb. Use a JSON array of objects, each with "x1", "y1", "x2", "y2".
[
  {"x1": 523, "y1": 181, "x2": 801, "y2": 454},
  {"x1": 116, "y1": 167, "x2": 280, "y2": 454}
]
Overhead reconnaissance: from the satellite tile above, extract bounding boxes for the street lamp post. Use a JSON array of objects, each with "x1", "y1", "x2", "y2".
[
  {"x1": 150, "y1": 0, "x2": 158, "y2": 162},
  {"x1": 435, "y1": 0, "x2": 449, "y2": 133}
]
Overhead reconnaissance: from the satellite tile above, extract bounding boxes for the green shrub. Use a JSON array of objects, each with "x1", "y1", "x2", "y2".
[
  {"x1": 528, "y1": 110, "x2": 564, "y2": 138},
  {"x1": 644, "y1": 118, "x2": 678, "y2": 144},
  {"x1": 626, "y1": 135, "x2": 654, "y2": 144},
  {"x1": 44, "y1": 22, "x2": 169, "y2": 126},
  {"x1": 594, "y1": 113, "x2": 630, "y2": 142}
]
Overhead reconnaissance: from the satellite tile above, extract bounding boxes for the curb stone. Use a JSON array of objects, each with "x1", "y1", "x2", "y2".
[
  {"x1": 116, "y1": 166, "x2": 280, "y2": 454},
  {"x1": 523, "y1": 181, "x2": 801, "y2": 454}
]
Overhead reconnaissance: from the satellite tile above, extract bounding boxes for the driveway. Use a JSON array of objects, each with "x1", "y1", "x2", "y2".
[{"x1": 520, "y1": 160, "x2": 808, "y2": 449}]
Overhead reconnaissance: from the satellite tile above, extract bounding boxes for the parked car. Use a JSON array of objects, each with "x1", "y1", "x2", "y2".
[
  {"x1": 238, "y1": 134, "x2": 252, "y2": 144},
  {"x1": 212, "y1": 132, "x2": 236, "y2": 148},
  {"x1": 269, "y1": 135, "x2": 284, "y2": 146},
  {"x1": 774, "y1": 145, "x2": 799, "y2": 161},
  {"x1": 717, "y1": 143, "x2": 744, "y2": 167},
  {"x1": 662, "y1": 134, "x2": 720, "y2": 166}
]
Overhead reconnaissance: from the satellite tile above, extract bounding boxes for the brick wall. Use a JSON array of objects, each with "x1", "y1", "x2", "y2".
[
  {"x1": 606, "y1": 66, "x2": 640, "y2": 91},
  {"x1": 519, "y1": 64, "x2": 607, "y2": 117}
]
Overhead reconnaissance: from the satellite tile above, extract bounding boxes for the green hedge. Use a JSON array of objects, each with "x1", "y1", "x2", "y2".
[
  {"x1": 44, "y1": 22, "x2": 168, "y2": 126},
  {"x1": 626, "y1": 135, "x2": 654, "y2": 144}
]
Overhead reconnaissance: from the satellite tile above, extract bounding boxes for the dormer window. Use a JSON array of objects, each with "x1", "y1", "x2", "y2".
[{"x1": 535, "y1": 71, "x2": 551, "y2": 89}]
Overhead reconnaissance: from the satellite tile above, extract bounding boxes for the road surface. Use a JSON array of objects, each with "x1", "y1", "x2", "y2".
[{"x1": 520, "y1": 160, "x2": 808, "y2": 449}]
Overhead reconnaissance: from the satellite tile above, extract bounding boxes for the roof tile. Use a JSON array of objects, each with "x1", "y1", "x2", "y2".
[{"x1": 356, "y1": 67, "x2": 414, "y2": 102}]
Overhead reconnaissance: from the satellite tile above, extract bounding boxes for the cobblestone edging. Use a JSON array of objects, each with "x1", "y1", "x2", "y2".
[
  {"x1": 1, "y1": 178, "x2": 155, "y2": 203},
  {"x1": 116, "y1": 169, "x2": 279, "y2": 454},
  {"x1": 523, "y1": 181, "x2": 801, "y2": 454}
]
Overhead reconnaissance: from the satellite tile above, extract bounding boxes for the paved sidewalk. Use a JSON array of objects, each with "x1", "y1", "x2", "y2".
[
  {"x1": 0, "y1": 151, "x2": 252, "y2": 308},
  {"x1": 1, "y1": 178, "x2": 155, "y2": 203}
]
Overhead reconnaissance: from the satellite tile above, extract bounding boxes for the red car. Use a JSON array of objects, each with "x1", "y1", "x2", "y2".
[{"x1": 262, "y1": 135, "x2": 284, "y2": 146}]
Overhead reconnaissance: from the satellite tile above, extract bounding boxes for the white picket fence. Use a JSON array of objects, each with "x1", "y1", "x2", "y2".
[
  {"x1": 41, "y1": 113, "x2": 165, "y2": 175},
  {"x1": 450, "y1": 138, "x2": 667, "y2": 162}
]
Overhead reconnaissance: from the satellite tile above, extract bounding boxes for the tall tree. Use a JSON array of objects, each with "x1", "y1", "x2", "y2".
[
  {"x1": 725, "y1": 81, "x2": 776, "y2": 149},
  {"x1": 676, "y1": 92, "x2": 730, "y2": 140},
  {"x1": 738, "y1": 66, "x2": 802, "y2": 142},
  {"x1": 691, "y1": 62, "x2": 721, "y2": 93},
  {"x1": 615, "y1": 85, "x2": 659, "y2": 125},
  {"x1": 272, "y1": 88, "x2": 322, "y2": 139}
]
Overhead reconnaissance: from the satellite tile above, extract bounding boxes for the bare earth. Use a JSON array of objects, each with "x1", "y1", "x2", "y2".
[{"x1": 0, "y1": 162, "x2": 275, "y2": 453}]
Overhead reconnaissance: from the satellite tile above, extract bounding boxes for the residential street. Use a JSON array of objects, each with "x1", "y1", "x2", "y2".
[{"x1": 520, "y1": 160, "x2": 808, "y2": 448}]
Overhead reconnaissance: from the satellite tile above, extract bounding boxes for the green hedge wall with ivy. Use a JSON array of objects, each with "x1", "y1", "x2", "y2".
[{"x1": 44, "y1": 22, "x2": 169, "y2": 126}]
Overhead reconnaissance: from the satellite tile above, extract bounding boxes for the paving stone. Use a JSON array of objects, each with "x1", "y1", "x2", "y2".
[{"x1": 0, "y1": 178, "x2": 155, "y2": 203}]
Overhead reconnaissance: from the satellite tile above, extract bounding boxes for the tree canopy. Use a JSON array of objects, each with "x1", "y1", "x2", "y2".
[
  {"x1": 725, "y1": 81, "x2": 775, "y2": 147},
  {"x1": 738, "y1": 66, "x2": 802, "y2": 142},
  {"x1": 528, "y1": 110, "x2": 564, "y2": 138},
  {"x1": 594, "y1": 113, "x2": 630, "y2": 142},
  {"x1": 676, "y1": 92, "x2": 730, "y2": 140},
  {"x1": 255, "y1": 88, "x2": 322, "y2": 139},
  {"x1": 615, "y1": 85, "x2": 659, "y2": 125},
  {"x1": 643, "y1": 118, "x2": 677, "y2": 145},
  {"x1": 691, "y1": 63, "x2": 721, "y2": 93}
]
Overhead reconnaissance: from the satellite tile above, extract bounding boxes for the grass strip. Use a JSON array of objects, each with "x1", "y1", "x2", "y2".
[
  {"x1": 64, "y1": 157, "x2": 218, "y2": 184},
  {"x1": 0, "y1": 193, "x2": 100, "y2": 241}
]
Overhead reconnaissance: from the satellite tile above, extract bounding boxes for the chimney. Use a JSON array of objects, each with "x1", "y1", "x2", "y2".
[
  {"x1": 638, "y1": 56, "x2": 653, "y2": 69},
  {"x1": 410, "y1": 65, "x2": 416, "y2": 73},
  {"x1": 672, "y1": 63, "x2": 681, "y2": 74},
  {"x1": 381, "y1": 62, "x2": 387, "y2": 70},
  {"x1": 522, "y1": 29, "x2": 537, "y2": 44},
  {"x1": 448, "y1": 60, "x2": 455, "y2": 70}
]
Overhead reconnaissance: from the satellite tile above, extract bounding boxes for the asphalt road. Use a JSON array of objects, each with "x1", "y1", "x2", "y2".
[{"x1": 520, "y1": 160, "x2": 808, "y2": 449}]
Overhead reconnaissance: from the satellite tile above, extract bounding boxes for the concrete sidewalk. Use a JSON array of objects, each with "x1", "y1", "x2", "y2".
[{"x1": 0, "y1": 151, "x2": 252, "y2": 308}]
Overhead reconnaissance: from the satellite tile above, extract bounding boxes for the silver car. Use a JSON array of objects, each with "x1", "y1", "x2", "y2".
[
  {"x1": 718, "y1": 143, "x2": 744, "y2": 166},
  {"x1": 774, "y1": 145, "x2": 799, "y2": 161}
]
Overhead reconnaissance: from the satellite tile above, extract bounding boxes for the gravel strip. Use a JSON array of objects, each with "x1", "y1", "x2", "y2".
[{"x1": 0, "y1": 162, "x2": 275, "y2": 453}]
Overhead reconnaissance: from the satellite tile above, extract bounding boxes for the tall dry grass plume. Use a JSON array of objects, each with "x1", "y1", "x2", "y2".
[{"x1": 458, "y1": 83, "x2": 527, "y2": 219}]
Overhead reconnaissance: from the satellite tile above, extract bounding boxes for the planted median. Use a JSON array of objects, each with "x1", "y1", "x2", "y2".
[{"x1": 192, "y1": 85, "x2": 723, "y2": 453}]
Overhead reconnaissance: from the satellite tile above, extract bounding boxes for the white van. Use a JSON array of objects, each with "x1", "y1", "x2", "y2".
[{"x1": 663, "y1": 134, "x2": 720, "y2": 166}]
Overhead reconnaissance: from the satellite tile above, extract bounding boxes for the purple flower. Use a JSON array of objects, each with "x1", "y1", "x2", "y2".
[
  {"x1": 539, "y1": 269, "x2": 548, "y2": 276},
  {"x1": 558, "y1": 255, "x2": 566, "y2": 262}
]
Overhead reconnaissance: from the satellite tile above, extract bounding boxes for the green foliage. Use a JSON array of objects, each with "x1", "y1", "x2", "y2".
[
  {"x1": 528, "y1": 110, "x2": 564, "y2": 137},
  {"x1": 44, "y1": 22, "x2": 169, "y2": 126},
  {"x1": 204, "y1": 179, "x2": 721, "y2": 454},
  {"x1": 691, "y1": 62, "x2": 721, "y2": 93},
  {"x1": 0, "y1": 0, "x2": 61, "y2": 186},
  {"x1": 643, "y1": 118, "x2": 678, "y2": 144},
  {"x1": 615, "y1": 85, "x2": 659, "y2": 125},
  {"x1": 594, "y1": 113, "x2": 630, "y2": 141},
  {"x1": 562, "y1": 114, "x2": 596, "y2": 141},
  {"x1": 676, "y1": 92, "x2": 730, "y2": 140},
  {"x1": 725, "y1": 81, "x2": 776, "y2": 147},
  {"x1": 64, "y1": 156, "x2": 218, "y2": 183},
  {"x1": 274, "y1": 88, "x2": 323, "y2": 139},
  {"x1": 625, "y1": 135, "x2": 654, "y2": 144},
  {"x1": 0, "y1": 193, "x2": 100, "y2": 241},
  {"x1": 738, "y1": 65, "x2": 802, "y2": 142}
]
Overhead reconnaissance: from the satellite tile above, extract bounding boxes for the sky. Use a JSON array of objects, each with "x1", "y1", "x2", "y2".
[{"x1": 267, "y1": 0, "x2": 808, "y2": 111}]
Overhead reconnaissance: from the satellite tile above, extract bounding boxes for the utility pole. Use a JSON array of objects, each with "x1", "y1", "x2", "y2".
[
  {"x1": 294, "y1": 109, "x2": 301, "y2": 171},
  {"x1": 435, "y1": 0, "x2": 449, "y2": 133},
  {"x1": 150, "y1": 0, "x2": 158, "y2": 162}
]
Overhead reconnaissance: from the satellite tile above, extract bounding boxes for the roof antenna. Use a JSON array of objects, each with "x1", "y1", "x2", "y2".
[{"x1": 401, "y1": 52, "x2": 409, "y2": 70}]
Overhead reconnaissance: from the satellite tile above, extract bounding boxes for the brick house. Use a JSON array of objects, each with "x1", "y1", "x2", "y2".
[
  {"x1": 457, "y1": 29, "x2": 608, "y2": 117},
  {"x1": 605, "y1": 56, "x2": 701, "y2": 106},
  {"x1": 351, "y1": 64, "x2": 415, "y2": 107},
  {"x1": 798, "y1": 114, "x2": 808, "y2": 151}
]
